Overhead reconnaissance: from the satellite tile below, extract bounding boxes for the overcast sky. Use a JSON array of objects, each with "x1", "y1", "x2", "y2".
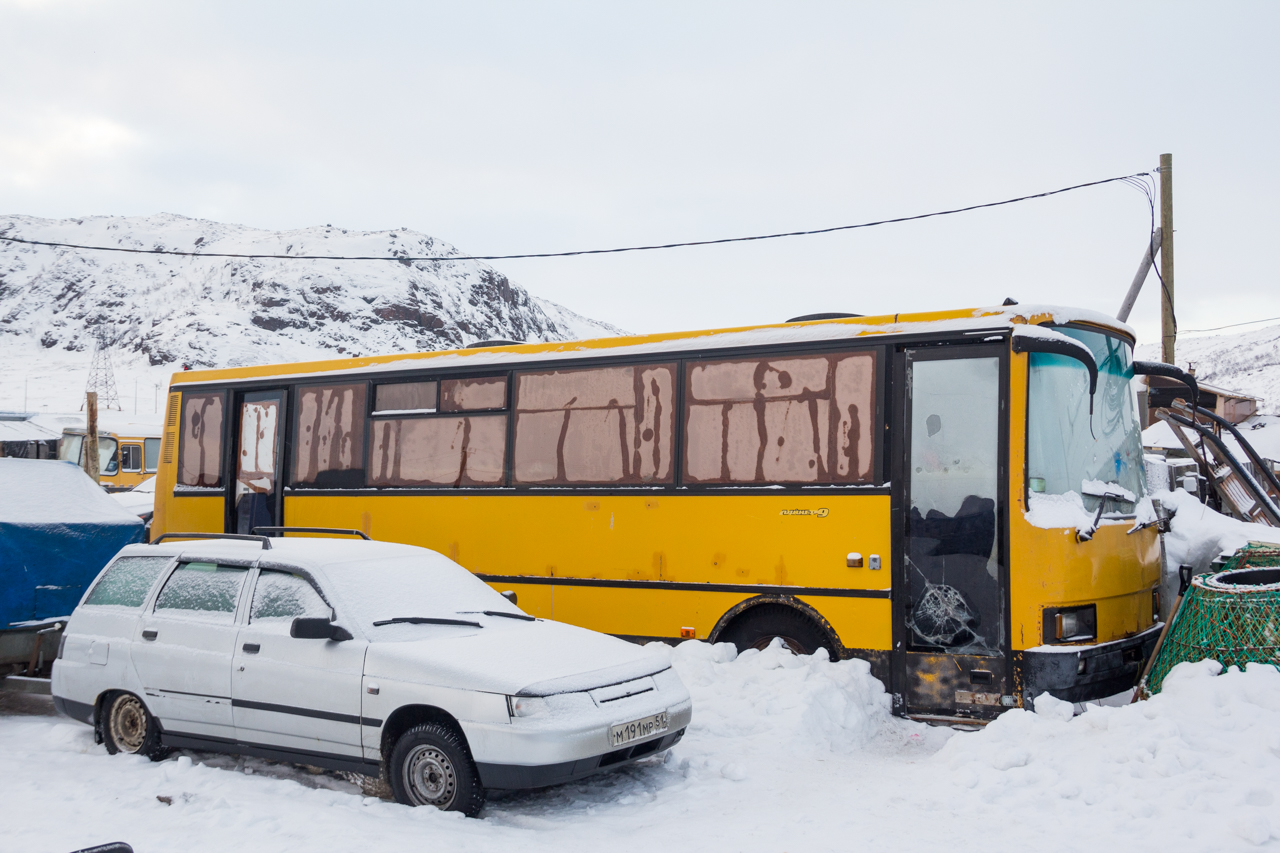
[{"x1": 2, "y1": 1, "x2": 1276, "y2": 347}]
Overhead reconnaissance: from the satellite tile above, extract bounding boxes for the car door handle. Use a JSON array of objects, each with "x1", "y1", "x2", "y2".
[
  {"x1": 142, "y1": 630, "x2": 157, "y2": 641},
  {"x1": 242, "y1": 643, "x2": 260, "y2": 654}
]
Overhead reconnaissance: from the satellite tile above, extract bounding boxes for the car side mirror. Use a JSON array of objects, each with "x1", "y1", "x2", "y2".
[
  {"x1": 501, "y1": 590, "x2": 518, "y2": 606},
  {"x1": 290, "y1": 616, "x2": 351, "y2": 641}
]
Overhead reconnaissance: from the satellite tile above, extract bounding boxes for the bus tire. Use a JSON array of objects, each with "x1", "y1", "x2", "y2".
[
  {"x1": 388, "y1": 722, "x2": 485, "y2": 816},
  {"x1": 719, "y1": 604, "x2": 834, "y2": 658},
  {"x1": 102, "y1": 691, "x2": 170, "y2": 760}
]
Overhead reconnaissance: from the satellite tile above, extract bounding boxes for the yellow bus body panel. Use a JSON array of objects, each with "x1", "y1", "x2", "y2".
[
  {"x1": 1006, "y1": 348, "x2": 1160, "y2": 651},
  {"x1": 287, "y1": 492, "x2": 893, "y2": 650}
]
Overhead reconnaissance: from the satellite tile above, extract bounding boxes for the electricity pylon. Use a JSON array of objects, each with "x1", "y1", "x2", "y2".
[{"x1": 84, "y1": 327, "x2": 122, "y2": 411}]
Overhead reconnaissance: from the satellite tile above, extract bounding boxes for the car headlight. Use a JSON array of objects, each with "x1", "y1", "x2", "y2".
[
  {"x1": 507, "y1": 695, "x2": 549, "y2": 718},
  {"x1": 1043, "y1": 604, "x2": 1097, "y2": 643}
]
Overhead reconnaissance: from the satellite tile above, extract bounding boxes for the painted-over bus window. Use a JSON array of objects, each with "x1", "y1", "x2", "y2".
[
  {"x1": 369, "y1": 377, "x2": 507, "y2": 487},
  {"x1": 293, "y1": 383, "x2": 366, "y2": 488},
  {"x1": 683, "y1": 351, "x2": 877, "y2": 484},
  {"x1": 513, "y1": 364, "x2": 675, "y2": 485},
  {"x1": 178, "y1": 392, "x2": 224, "y2": 488},
  {"x1": 441, "y1": 377, "x2": 506, "y2": 411},
  {"x1": 374, "y1": 381, "x2": 437, "y2": 414}
]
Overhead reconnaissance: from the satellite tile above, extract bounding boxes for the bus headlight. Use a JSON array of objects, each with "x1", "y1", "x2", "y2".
[{"x1": 1043, "y1": 604, "x2": 1097, "y2": 643}]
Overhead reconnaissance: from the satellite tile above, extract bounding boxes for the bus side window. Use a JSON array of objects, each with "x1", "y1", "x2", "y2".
[
  {"x1": 143, "y1": 437, "x2": 160, "y2": 473},
  {"x1": 120, "y1": 444, "x2": 143, "y2": 473},
  {"x1": 513, "y1": 364, "x2": 675, "y2": 485},
  {"x1": 294, "y1": 384, "x2": 367, "y2": 488},
  {"x1": 683, "y1": 351, "x2": 877, "y2": 485},
  {"x1": 179, "y1": 392, "x2": 225, "y2": 488}
]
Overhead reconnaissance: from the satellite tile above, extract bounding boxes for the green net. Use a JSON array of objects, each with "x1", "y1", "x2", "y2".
[{"x1": 1142, "y1": 543, "x2": 1280, "y2": 696}]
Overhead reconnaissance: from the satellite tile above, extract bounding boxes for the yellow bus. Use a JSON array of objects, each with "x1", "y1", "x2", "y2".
[
  {"x1": 152, "y1": 304, "x2": 1161, "y2": 721},
  {"x1": 59, "y1": 424, "x2": 162, "y2": 492}
]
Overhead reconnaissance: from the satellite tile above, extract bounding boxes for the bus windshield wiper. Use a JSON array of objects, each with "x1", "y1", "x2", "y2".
[
  {"x1": 372, "y1": 617, "x2": 483, "y2": 628},
  {"x1": 480, "y1": 610, "x2": 536, "y2": 622}
]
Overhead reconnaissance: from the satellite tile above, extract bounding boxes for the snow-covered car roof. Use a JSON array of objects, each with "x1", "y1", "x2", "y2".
[{"x1": 123, "y1": 536, "x2": 426, "y2": 568}]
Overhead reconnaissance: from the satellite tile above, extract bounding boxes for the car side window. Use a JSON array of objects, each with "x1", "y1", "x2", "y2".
[
  {"x1": 250, "y1": 570, "x2": 331, "y2": 623},
  {"x1": 84, "y1": 556, "x2": 171, "y2": 608},
  {"x1": 154, "y1": 562, "x2": 249, "y2": 622}
]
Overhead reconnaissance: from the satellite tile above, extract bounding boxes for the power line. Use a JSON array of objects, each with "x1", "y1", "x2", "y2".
[
  {"x1": 0, "y1": 170, "x2": 1153, "y2": 263},
  {"x1": 1182, "y1": 316, "x2": 1280, "y2": 334}
]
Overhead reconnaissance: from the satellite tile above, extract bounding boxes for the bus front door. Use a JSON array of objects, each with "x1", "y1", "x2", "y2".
[
  {"x1": 228, "y1": 389, "x2": 287, "y2": 536},
  {"x1": 896, "y1": 347, "x2": 1009, "y2": 719}
]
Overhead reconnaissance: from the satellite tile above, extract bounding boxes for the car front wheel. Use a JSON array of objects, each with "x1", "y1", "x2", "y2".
[
  {"x1": 102, "y1": 692, "x2": 169, "y2": 760},
  {"x1": 388, "y1": 722, "x2": 485, "y2": 816}
]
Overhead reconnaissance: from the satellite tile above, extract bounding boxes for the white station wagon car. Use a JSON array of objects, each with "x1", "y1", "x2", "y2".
[{"x1": 52, "y1": 533, "x2": 692, "y2": 815}]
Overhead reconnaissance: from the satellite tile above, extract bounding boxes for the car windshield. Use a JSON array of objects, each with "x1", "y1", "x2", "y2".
[
  {"x1": 1027, "y1": 326, "x2": 1145, "y2": 514},
  {"x1": 318, "y1": 554, "x2": 522, "y2": 640}
]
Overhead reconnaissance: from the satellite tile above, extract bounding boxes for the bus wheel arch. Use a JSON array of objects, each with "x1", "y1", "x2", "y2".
[{"x1": 709, "y1": 595, "x2": 844, "y2": 660}]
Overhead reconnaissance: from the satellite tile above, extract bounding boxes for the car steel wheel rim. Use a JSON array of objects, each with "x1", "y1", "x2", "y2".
[
  {"x1": 110, "y1": 695, "x2": 148, "y2": 753},
  {"x1": 403, "y1": 745, "x2": 457, "y2": 808}
]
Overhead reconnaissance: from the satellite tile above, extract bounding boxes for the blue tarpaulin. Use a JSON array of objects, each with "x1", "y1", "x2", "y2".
[{"x1": 1, "y1": 459, "x2": 144, "y2": 626}]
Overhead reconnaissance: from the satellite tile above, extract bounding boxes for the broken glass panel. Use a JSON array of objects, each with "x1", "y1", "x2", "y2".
[
  {"x1": 683, "y1": 351, "x2": 876, "y2": 484},
  {"x1": 294, "y1": 384, "x2": 366, "y2": 488},
  {"x1": 905, "y1": 355, "x2": 1002, "y2": 655},
  {"x1": 179, "y1": 392, "x2": 224, "y2": 488},
  {"x1": 369, "y1": 414, "x2": 506, "y2": 486},
  {"x1": 513, "y1": 364, "x2": 674, "y2": 484}
]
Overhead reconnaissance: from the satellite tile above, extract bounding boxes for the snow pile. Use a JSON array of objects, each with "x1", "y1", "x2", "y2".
[
  {"x1": 1160, "y1": 487, "x2": 1280, "y2": 573},
  {"x1": 938, "y1": 660, "x2": 1280, "y2": 847},
  {"x1": 6, "y1": 640, "x2": 1280, "y2": 850},
  {"x1": 667, "y1": 639, "x2": 902, "y2": 758}
]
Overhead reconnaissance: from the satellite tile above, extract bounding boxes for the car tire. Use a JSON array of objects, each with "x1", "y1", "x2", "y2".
[
  {"x1": 388, "y1": 722, "x2": 485, "y2": 816},
  {"x1": 101, "y1": 691, "x2": 170, "y2": 760},
  {"x1": 719, "y1": 604, "x2": 835, "y2": 658}
]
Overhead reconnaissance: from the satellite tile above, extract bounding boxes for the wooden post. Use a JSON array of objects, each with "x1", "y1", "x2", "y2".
[
  {"x1": 85, "y1": 391, "x2": 100, "y2": 484},
  {"x1": 1160, "y1": 153, "x2": 1176, "y2": 364},
  {"x1": 1117, "y1": 227, "x2": 1163, "y2": 323}
]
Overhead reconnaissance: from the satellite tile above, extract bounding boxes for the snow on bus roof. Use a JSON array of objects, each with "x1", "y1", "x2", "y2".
[{"x1": 169, "y1": 304, "x2": 1134, "y2": 387}]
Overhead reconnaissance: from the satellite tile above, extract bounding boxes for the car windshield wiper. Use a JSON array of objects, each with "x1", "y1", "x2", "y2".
[
  {"x1": 480, "y1": 610, "x2": 536, "y2": 622},
  {"x1": 372, "y1": 617, "x2": 483, "y2": 628}
]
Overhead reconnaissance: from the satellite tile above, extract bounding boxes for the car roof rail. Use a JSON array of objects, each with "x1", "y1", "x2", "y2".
[
  {"x1": 252, "y1": 526, "x2": 372, "y2": 541},
  {"x1": 152, "y1": 532, "x2": 272, "y2": 549}
]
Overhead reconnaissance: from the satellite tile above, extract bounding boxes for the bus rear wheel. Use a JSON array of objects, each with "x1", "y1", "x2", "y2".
[{"x1": 719, "y1": 605, "x2": 835, "y2": 658}]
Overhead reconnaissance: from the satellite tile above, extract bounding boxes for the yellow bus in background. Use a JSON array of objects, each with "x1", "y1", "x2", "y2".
[
  {"x1": 152, "y1": 304, "x2": 1162, "y2": 721},
  {"x1": 59, "y1": 424, "x2": 162, "y2": 492}
]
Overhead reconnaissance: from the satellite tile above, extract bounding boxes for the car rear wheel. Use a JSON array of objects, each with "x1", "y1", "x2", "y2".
[
  {"x1": 388, "y1": 722, "x2": 485, "y2": 816},
  {"x1": 102, "y1": 692, "x2": 169, "y2": 760},
  {"x1": 719, "y1": 604, "x2": 835, "y2": 658}
]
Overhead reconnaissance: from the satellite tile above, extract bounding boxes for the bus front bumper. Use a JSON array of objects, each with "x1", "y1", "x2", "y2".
[{"x1": 1017, "y1": 623, "x2": 1162, "y2": 705}]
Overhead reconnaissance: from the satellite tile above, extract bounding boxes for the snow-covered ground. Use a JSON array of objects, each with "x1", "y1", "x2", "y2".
[{"x1": 4, "y1": 640, "x2": 1279, "y2": 852}]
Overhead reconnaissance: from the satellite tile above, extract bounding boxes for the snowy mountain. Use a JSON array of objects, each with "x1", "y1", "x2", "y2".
[
  {"x1": 1136, "y1": 323, "x2": 1280, "y2": 415},
  {"x1": 0, "y1": 213, "x2": 623, "y2": 369}
]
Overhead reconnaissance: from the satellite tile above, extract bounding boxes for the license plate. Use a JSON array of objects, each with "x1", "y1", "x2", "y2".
[{"x1": 610, "y1": 712, "x2": 669, "y2": 748}]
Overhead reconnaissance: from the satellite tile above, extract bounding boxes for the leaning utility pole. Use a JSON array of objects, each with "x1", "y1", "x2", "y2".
[{"x1": 1160, "y1": 153, "x2": 1176, "y2": 364}]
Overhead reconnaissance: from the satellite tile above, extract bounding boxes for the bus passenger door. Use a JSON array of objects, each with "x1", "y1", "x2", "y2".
[
  {"x1": 896, "y1": 346, "x2": 1009, "y2": 719},
  {"x1": 228, "y1": 389, "x2": 287, "y2": 535}
]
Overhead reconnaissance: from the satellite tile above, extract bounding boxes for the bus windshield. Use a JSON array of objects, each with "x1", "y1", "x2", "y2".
[{"x1": 1026, "y1": 327, "x2": 1145, "y2": 514}]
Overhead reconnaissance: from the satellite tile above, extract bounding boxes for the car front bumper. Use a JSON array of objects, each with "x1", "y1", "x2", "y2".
[{"x1": 476, "y1": 726, "x2": 687, "y2": 790}]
